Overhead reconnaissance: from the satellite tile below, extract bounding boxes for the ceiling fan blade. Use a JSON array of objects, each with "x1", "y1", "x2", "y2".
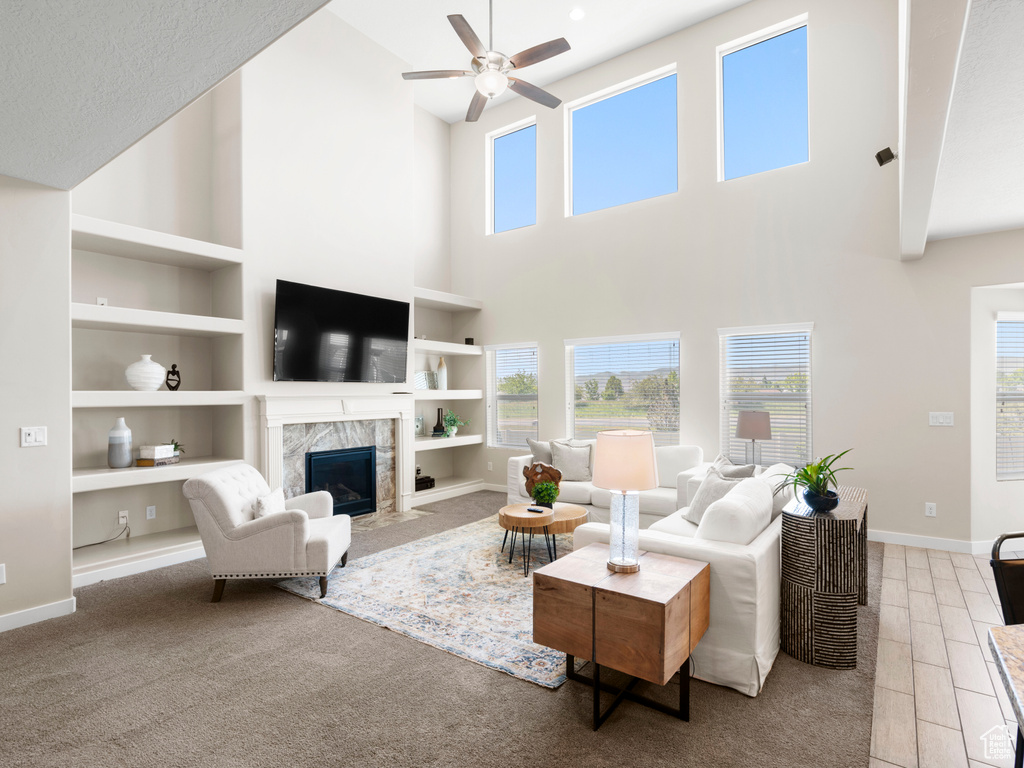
[
  {"x1": 466, "y1": 91, "x2": 487, "y2": 122},
  {"x1": 402, "y1": 70, "x2": 472, "y2": 81},
  {"x1": 448, "y1": 14, "x2": 487, "y2": 58},
  {"x1": 508, "y1": 78, "x2": 561, "y2": 109},
  {"x1": 509, "y1": 38, "x2": 570, "y2": 70}
]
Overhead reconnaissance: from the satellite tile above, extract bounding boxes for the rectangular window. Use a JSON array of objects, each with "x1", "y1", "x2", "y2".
[
  {"x1": 997, "y1": 319, "x2": 1024, "y2": 479},
  {"x1": 490, "y1": 120, "x2": 537, "y2": 234},
  {"x1": 486, "y1": 344, "x2": 538, "y2": 449},
  {"x1": 719, "y1": 17, "x2": 808, "y2": 181},
  {"x1": 567, "y1": 67, "x2": 678, "y2": 216},
  {"x1": 564, "y1": 333, "x2": 680, "y2": 445},
  {"x1": 719, "y1": 323, "x2": 812, "y2": 465}
]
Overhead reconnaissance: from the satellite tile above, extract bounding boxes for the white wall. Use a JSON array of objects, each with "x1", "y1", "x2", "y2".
[
  {"x1": 447, "y1": 0, "x2": 999, "y2": 543},
  {"x1": 413, "y1": 107, "x2": 452, "y2": 292},
  {"x1": 0, "y1": 176, "x2": 72, "y2": 618},
  {"x1": 970, "y1": 283, "x2": 1024, "y2": 545}
]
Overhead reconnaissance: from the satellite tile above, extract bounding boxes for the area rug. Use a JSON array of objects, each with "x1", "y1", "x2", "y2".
[{"x1": 276, "y1": 514, "x2": 573, "y2": 688}]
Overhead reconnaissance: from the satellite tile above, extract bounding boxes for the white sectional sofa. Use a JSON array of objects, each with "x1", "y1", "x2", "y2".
[{"x1": 507, "y1": 442, "x2": 710, "y2": 529}]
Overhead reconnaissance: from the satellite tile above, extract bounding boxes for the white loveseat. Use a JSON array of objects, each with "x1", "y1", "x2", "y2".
[
  {"x1": 507, "y1": 442, "x2": 711, "y2": 528},
  {"x1": 572, "y1": 465, "x2": 791, "y2": 697}
]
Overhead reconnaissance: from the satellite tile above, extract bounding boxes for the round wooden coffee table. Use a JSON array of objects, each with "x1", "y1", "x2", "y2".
[{"x1": 498, "y1": 503, "x2": 589, "y2": 576}]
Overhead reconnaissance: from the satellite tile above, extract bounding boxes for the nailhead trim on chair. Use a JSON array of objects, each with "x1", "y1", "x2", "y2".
[{"x1": 212, "y1": 571, "x2": 328, "y2": 578}]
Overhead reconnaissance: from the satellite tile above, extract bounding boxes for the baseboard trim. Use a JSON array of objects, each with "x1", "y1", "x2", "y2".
[
  {"x1": 482, "y1": 483, "x2": 505, "y2": 493},
  {"x1": 868, "y1": 528, "x2": 993, "y2": 555},
  {"x1": 0, "y1": 596, "x2": 77, "y2": 634},
  {"x1": 72, "y1": 545, "x2": 206, "y2": 588}
]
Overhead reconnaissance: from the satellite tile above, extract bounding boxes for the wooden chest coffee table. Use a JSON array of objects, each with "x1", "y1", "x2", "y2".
[{"x1": 533, "y1": 543, "x2": 710, "y2": 729}]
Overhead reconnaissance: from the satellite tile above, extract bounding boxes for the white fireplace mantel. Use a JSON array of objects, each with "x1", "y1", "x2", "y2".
[{"x1": 258, "y1": 394, "x2": 415, "y2": 512}]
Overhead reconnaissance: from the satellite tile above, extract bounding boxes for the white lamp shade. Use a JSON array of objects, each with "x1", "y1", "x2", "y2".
[
  {"x1": 475, "y1": 69, "x2": 508, "y2": 98},
  {"x1": 735, "y1": 410, "x2": 772, "y2": 441},
  {"x1": 592, "y1": 430, "x2": 659, "y2": 491}
]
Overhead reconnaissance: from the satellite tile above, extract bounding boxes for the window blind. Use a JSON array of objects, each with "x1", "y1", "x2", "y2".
[
  {"x1": 997, "y1": 321, "x2": 1024, "y2": 479},
  {"x1": 486, "y1": 345, "x2": 538, "y2": 449},
  {"x1": 720, "y1": 329, "x2": 812, "y2": 465},
  {"x1": 565, "y1": 335, "x2": 680, "y2": 445}
]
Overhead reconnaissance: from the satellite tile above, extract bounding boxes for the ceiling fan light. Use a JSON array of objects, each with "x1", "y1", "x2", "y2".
[{"x1": 475, "y1": 69, "x2": 508, "y2": 98}]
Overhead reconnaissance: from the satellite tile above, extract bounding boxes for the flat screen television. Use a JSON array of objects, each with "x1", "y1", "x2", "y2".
[{"x1": 273, "y1": 279, "x2": 409, "y2": 383}]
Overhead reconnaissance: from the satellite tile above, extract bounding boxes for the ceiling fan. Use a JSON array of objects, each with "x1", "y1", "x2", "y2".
[{"x1": 401, "y1": 1, "x2": 571, "y2": 122}]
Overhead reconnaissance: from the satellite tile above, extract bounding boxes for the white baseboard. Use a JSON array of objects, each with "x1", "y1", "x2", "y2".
[
  {"x1": 72, "y1": 545, "x2": 206, "y2": 588},
  {"x1": 482, "y1": 483, "x2": 505, "y2": 493},
  {"x1": 868, "y1": 528, "x2": 994, "y2": 556},
  {"x1": 0, "y1": 596, "x2": 77, "y2": 634}
]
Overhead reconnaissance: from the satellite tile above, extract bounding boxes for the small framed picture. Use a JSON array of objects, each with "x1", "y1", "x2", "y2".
[
  {"x1": 414, "y1": 371, "x2": 439, "y2": 390},
  {"x1": 415, "y1": 416, "x2": 425, "y2": 436}
]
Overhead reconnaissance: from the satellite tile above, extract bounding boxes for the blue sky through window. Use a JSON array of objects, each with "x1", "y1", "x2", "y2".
[
  {"x1": 722, "y1": 26, "x2": 808, "y2": 180},
  {"x1": 572, "y1": 74, "x2": 678, "y2": 216},
  {"x1": 493, "y1": 124, "x2": 536, "y2": 233}
]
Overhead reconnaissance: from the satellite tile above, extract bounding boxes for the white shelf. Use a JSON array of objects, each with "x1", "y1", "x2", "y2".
[
  {"x1": 72, "y1": 525, "x2": 205, "y2": 588},
  {"x1": 413, "y1": 389, "x2": 483, "y2": 401},
  {"x1": 413, "y1": 477, "x2": 486, "y2": 505},
  {"x1": 72, "y1": 391, "x2": 248, "y2": 408},
  {"x1": 71, "y1": 303, "x2": 244, "y2": 337},
  {"x1": 71, "y1": 214, "x2": 243, "y2": 271},
  {"x1": 73, "y1": 456, "x2": 244, "y2": 493},
  {"x1": 415, "y1": 434, "x2": 483, "y2": 452},
  {"x1": 413, "y1": 287, "x2": 482, "y2": 313},
  {"x1": 413, "y1": 339, "x2": 482, "y2": 357}
]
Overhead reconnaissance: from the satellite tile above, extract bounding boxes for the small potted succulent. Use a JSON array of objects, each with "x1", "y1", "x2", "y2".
[
  {"x1": 442, "y1": 410, "x2": 468, "y2": 438},
  {"x1": 164, "y1": 439, "x2": 185, "y2": 457},
  {"x1": 779, "y1": 449, "x2": 852, "y2": 512},
  {"x1": 531, "y1": 481, "x2": 560, "y2": 509}
]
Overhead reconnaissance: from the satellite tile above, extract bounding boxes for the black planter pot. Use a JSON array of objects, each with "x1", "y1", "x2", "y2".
[
  {"x1": 802, "y1": 488, "x2": 839, "y2": 512},
  {"x1": 534, "y1": 501, "x2": 554, "y2": 509}
]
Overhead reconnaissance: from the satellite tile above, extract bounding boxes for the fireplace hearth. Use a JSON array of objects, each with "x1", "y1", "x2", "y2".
[{"x1": 305, "y1": 446, "x2": 377, "y2": 516}]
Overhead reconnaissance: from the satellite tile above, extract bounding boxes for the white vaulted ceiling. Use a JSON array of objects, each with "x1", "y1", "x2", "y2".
[
  {"x1": 326, "y1": 0, "x2": 754, "y2": 123},
  {"x1": 0, "y1": 0, "x2": 329, "y2": 190},
  {"x1": 928, "y1": 0, "x2": 1024, "y2": 241}
]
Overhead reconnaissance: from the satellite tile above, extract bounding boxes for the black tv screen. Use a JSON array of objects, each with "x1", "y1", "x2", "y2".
[{"x1": 273, "y1": 279, "x2": 409, "y2": 383}]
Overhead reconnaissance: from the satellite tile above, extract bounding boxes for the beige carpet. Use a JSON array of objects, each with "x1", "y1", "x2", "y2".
[{"x1": 0, "y1": 491, "x2": 880, "y2": 768}]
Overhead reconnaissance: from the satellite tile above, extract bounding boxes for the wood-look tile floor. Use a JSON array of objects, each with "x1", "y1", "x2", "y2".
[{"x1": 870, "y1": 543, "x2": 1020, "y2": 768}]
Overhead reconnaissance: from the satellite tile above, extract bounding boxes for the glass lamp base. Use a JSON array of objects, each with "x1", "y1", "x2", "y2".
[{"x1": 607, "y1": 490, "x2": 640, "y2": 573}]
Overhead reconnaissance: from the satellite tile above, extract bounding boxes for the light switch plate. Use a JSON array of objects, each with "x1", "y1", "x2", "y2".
[
  {"x1": 928, "y1": 412, "x2": 954, "y2": 427},
  {"x1": 0, "y1": 563, "x2": 6, "y2": 585},
  {"x1": 20, "y1": 427, "x2": 47, "y2": 447}
]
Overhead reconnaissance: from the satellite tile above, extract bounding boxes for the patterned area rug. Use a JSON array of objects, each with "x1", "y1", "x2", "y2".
[{"x1": 276, "y1": 514, "x2": 572, "y2": 688}]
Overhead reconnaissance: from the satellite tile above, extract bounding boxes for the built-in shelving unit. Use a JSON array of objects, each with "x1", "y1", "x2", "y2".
[
  {"x1": 70, "y1": 215, "x2": 247, "y2": 586},
  {"x1": 411, "y1": 288, "x2": 484, "y2": 504}
]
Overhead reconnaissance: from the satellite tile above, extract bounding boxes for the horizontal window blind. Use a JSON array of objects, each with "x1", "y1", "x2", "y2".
[
  {"x1": 997, "y1": 321, "x2": 1024, "y2": 479},
  {"x1": 720, "y1": 330, "x2": 811, "y2": 465},
  {"x1": 486, "y1": 345, "x2": 538, "y2": 449},
  {"x1": 566, "y1": 336, "x2": 680, "y2": 445}
]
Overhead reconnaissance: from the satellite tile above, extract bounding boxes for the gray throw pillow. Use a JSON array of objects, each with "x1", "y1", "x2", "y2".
[
  {"x1": 527, "y1": 438, "x2": 552, "y2": 465},
  {"x1": 711, "y1": 453, "x2": 756, "y2": 478},
  {"x1": 683, "y1": 467, "x2": 745, "y2": 525},
  {"x1": 551, "y1": 441, "x2": 592, "y2": 482}
]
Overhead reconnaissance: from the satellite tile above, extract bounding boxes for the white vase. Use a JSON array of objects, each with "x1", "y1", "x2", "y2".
[
  {"x1": 436, "y1": 356, "x2": 448, "y2": 390},
  {"x1": 448, "y1": 426, "x2": 458, "y2": 438},
  {"x1": 125, "y1": 354, "x2": 166, "y2": 391},
  {"x1": 107, "y1": 417, "x2": 133, "y2": 469}
]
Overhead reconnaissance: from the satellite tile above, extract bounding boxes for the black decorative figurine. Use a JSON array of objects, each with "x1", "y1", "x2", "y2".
[
  {"x1": 432, "y1": 407, "x2": 445, "y2": 436},
  {"x1": 165, "y1": 364, "x2": 181, "y2": 391}
]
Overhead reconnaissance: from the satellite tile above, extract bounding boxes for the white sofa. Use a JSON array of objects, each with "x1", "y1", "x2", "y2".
[
  {"x1": 572, "y1": 469, "x2": 788, "y2": 698},
  {"x1": 507, "y1": 442, "x2": 711, "y2": 528}
]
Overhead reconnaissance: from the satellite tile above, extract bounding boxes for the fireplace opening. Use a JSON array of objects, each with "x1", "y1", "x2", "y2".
[{"x1": 305, "y1": 446, "x2": 376, "y2": 517}]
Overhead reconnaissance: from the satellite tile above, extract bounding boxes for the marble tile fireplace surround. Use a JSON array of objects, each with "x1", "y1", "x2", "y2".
[{"x1": 259, "y1": 395, "x2": 414, "y2": 515}]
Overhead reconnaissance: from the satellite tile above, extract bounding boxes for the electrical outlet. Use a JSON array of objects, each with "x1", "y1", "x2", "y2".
[
  {"x1": 0, "y1": 563, "x2": 6, "y2": 585},
  {"x1": 929, "y1": 412, "x2": 954, "y2": 427},
  {"x1": 487, "y1": 461, "x2": 493, "y2": 471},
  {"x1": 118, "y1": 511, "x2": 129, "y2": 527},
  {"x1": 925, "y1": 502, "x2": 937, "y2": 518},
  {"x1": 146, "y1": 505, "x2": 156, "y2": 520},
  {"x1": 96, "y1": 297, "x2": 108, "y2": 306},
  {"x1": 19, "y1": 427, "x2": 47, "y2": 447}
]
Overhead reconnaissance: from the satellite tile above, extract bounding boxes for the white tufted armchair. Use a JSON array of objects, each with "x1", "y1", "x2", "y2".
[{"x1": 182, "y1": 463, "x2": 351, "y2": 602}]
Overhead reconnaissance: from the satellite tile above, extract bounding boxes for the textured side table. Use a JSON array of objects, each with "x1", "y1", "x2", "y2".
[{"x1": 781, "y1": 485, "x2": 868, "y2": 669}]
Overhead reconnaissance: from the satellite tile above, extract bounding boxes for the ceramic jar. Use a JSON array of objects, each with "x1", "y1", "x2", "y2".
[
  {"x1": 125, "y1": 354, "x2": 166, "y2": 391},
  {"x1": 436, "y1": 356, "x2": 448, "y2": 390},
  {"x1": 107, "y1": 417, "x2": 133, "y2": 469}
]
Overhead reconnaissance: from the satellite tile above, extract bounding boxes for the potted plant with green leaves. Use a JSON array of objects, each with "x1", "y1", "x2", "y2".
[
  {"x1": 531, "y1": 481, "x2": 560, "y2": 509},
  {"x1": 780, "y1": 449, "x2": 853, "y2": 512},
  {"x1": 442, "y1": 410, "x2": 468, "y2": 438}
]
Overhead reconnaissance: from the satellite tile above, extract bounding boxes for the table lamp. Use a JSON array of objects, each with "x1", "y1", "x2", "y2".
[
  {"x1": 735, "y1": 410, "x2": 771, "y2": 465},
  {"x1": 593, "y1": 429, "x2": 658, "y2": 574}
]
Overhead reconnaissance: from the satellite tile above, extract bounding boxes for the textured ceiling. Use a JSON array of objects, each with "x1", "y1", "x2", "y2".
[
  {"x1": 0, "y1": 0, "x2": 328, "y2": 190},
  {"x1": 928, "y1": 0, "x2": 1024, "y2": 241},
  {"x1": 326, "y1": 0, "x2": 754, "y2": 123}
]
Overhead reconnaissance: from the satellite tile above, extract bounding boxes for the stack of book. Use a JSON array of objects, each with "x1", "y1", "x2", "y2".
[{"x1": 136, "y1": 444, "x2": 180, "y2": 467}]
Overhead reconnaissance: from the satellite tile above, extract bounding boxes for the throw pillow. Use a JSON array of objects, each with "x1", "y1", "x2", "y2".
[
  {"x1": 683, "y1": 467, "x2": 744, "y2": 525},
  {"x1": 527, "y1": 438, "x2": 553, "y2": 465},
  {"x1": 758, "y1": 462, "x2": 797, "y2": 516},
  {"x1": 551, "y1": 441, "x2": 592, "y2": 482},
  {"x1": 710, "y1": 453, "x2": 756, "y2": 478},
  {"x1": 694, "y1": 477, "x2": 773, "y2": 546},
  {"x1": 255, "y1": 487, "x2": 286, "y2": 519}
]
